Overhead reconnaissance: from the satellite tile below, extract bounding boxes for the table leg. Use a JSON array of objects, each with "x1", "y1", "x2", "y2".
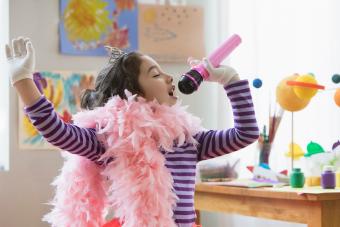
[{"x1": 307, "y1": 200, "x2": 340, "y2": 227}]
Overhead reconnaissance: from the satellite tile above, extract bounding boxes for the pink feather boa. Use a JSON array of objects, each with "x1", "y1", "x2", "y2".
[{"x1": 43, "y1": 93, "x2": 202, "y2": 227}]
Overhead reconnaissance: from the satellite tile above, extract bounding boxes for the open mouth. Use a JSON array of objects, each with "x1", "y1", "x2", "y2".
[{"x1": 168, "y1": 85, "x2": 175, "y2": 96}]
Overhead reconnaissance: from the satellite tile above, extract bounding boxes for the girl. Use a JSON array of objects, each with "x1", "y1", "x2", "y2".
[{"x1": 6, "y1": 37, "x2": 259, "y2": 227}]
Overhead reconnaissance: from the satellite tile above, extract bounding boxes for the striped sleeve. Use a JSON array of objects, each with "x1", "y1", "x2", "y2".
[
  {"x1": 195, "y1": 80, "x2": 259, "y2": 161},
  {"x1": 24, "y1": 96, "x2": 106, "y2": 162}
]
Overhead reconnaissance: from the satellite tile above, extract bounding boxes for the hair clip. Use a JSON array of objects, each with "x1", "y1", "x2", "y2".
[{"x1": 104, "y1": 46, "x2": 126, "y2": 63}]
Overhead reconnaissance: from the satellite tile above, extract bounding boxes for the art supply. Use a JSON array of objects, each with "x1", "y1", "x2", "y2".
[
  {"x1": 336, "y1": 168, "x2": 340, "y2": 188},
  {"x1": 321, "y1": 165, "x2": 335, "y2": 189},
  {"x1": 290, "y1": 168, "x2": 305, "y2": 188},
  {"x1": 306, "y1": 176, "x2": 321, "y2": 186},
  {"x1": 263, "y1": 125, "x2": 268, "y2": 142}
]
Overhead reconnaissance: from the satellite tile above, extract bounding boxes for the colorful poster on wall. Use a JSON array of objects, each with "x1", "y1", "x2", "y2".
[
  {"x1": 18, "y1": 71, "x2": 95, "y2": 150},
  {"x1": 59, "y1": 0, "x2": 138, "y2": 56},
  {"x1": 138, "y1": 3, "x2": 205, "y2": 62}
]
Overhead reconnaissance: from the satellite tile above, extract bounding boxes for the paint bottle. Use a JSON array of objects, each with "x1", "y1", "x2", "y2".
[
  {"x1": 336, "y1": 168, "x2": 340, "y2": 188},
  {"x1": 290, "y1": 168, "x2": 305, "y2": 188},
  {"x1": 306, "y1": 176, "x2": 321, "y2": 186},
  {"x1": 321, "y1": 165, "x2": 335, "y2": 189}
]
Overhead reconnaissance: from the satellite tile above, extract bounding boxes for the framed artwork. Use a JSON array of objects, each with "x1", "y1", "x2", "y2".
[
  {"x1": 59, "y1": 0, "x2": 138, "y2": 56},
  {"x1": 18, "y1": 71, "x2": 95, "y2": 150}
]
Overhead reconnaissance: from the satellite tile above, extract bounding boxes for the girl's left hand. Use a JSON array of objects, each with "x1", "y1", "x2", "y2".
[{"x1": 5, "y1": 37, "x2": 36, "y2": 86}]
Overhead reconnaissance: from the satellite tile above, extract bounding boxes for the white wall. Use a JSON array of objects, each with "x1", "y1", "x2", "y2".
[
  {"x1": 228, "y1": 0, "x2": 340, "y2": 152},
  {"x1": 223, "y1": 0, "x2": 340, "y2": 176},
  {"x1": 0, "y1": 0, "x2": 9, "y2": 171}
]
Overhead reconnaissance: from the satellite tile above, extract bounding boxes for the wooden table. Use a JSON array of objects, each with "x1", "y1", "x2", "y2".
[{"x1": 195, "y1": 183, "x2": 340, "y2": 227}]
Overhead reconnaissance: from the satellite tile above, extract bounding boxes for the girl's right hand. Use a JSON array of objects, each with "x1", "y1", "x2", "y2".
[
  {"x1": 202, "y1": 58, "x2": 240, "y2": 86},
  {"x1": 187, "y1": 57, "x2": 240, "y2": 86},
  {"x1": 5, "y1": 37, "x2": 35, "y2": 86}
]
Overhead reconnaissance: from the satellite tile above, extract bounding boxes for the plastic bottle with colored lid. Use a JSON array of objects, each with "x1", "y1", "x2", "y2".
[
  {"x1": 321, "y1": 165, "x2": 335, "y2": 189},
  {"x1": 290, "y1": 168, "x2": 305, "y2": 188}
]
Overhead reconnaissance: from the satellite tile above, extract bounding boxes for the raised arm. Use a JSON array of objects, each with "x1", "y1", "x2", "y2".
[
  {"x1": 5, "y1": 37, "x2": 41, "y2": 106},
  {"x1": 196, "y1": 80, "x2": 259, "y2": 161},
  {"x1": 6, "y1": 37, "x2": 105, "y2": 162},
  {"x1": 187, "y1": 58, "x2": 259, "y2": 161}
]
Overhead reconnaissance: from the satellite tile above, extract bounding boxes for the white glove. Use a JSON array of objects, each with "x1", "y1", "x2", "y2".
[
  {"x1": 187, "y1": 57, "x2": 240, "y2": 86},
  {"x1": 5, "y1": 37, "x2": 35, "y2": 86},
  {"x1": 203, "y1": 58, "x2": 240, "y2": 86}
]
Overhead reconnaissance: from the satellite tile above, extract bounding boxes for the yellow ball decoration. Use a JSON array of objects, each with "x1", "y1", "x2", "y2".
[
  {"x1": 276, "y1": 74, "x2": 310, "y2": 112},
  {"x1": 293, "y1": 74, "x2": 318, "y2": 100}
]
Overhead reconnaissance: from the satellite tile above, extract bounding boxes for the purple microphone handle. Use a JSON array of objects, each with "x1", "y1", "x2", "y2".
[{"x1": 193, "y1": 34, "x2": 242, "y2": 79}]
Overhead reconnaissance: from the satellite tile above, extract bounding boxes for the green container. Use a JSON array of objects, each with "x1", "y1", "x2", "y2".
[{"x1": 290, "y1": 168, "x2": 305, "y2": 188}]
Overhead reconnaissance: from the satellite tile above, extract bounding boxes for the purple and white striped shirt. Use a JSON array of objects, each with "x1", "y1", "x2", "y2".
[{"x1": 25, "y1": 80, "x2": 259, "y2": 227}]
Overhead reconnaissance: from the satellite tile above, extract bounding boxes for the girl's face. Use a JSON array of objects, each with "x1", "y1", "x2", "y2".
[{"x1": 138, "y1": 55, "x2": 177, "y2": 106}]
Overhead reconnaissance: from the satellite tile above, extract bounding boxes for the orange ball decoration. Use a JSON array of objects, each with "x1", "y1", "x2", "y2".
[
  {"x1": 334, "y1": 88, "x2": 340, "y2": 107},
  {"x1": 276, "y1": 74, "x2": 310, "y2": 112}
]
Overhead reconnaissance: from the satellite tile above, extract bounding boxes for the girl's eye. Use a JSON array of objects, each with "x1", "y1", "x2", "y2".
[{"x1": 153, "y1": 74, "x2": 160, "y2": 78}]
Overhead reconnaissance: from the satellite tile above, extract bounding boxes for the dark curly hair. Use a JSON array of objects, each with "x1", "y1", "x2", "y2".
[{"x1": 80, "y1": 51, "x2": 144, "y2": 110}]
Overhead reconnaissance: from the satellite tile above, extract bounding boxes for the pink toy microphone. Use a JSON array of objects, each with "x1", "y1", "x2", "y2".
[{"x1": 178, "y1": 34, "x2": 242, "y2": 94}]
